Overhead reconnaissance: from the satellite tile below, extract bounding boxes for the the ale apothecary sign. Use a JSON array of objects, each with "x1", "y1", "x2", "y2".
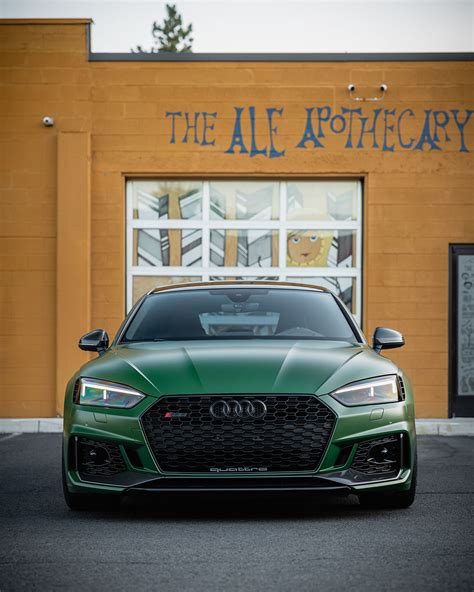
[{"x1": 165, "y1": 105, "x2": 474, "y2": 157}]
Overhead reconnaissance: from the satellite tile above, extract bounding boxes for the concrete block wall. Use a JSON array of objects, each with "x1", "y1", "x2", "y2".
[{"x1": 1, "y1": 19, "x2": 473, "y2": 417}]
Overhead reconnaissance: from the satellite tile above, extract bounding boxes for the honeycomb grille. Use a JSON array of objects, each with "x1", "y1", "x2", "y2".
[
  {"x1": 77, "y1": 437, "x2": 127, "y2": 478},
  {"x1": 141, "y1": 395, "x2": 336, "y2": 473},
  {"x1": 351, "y1": 435, "x2": 401, "y2": 476}
]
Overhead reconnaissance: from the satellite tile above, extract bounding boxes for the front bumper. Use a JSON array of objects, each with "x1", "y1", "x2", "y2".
[{"x1": 63, "y1": 393, "x2": 416, "y2": 497}]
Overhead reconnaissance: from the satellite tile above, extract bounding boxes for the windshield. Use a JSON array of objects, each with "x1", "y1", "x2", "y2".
[{"x1": 121, "y1": 288, "x2": 359, "y2": 343}]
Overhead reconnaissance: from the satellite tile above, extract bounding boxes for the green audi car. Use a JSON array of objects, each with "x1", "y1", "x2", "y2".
[{"x1": 62, "y1": 281, "x2": 417, "y2": 510}]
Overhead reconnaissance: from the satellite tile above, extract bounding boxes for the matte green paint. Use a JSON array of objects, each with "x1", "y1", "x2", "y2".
[
  {"x1": 64, "y1": 338, "x2": 416, "y2": 495},
  {"x1": 80, "y1": 340, "x2": 398, "y2": 395}
]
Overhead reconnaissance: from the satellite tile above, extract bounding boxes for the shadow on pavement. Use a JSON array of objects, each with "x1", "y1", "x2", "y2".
[{"x1": 64, "y1": 492, "x2": 395, "y2": 522}]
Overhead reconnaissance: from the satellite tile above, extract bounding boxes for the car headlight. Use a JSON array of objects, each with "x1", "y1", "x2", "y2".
[
  {"x1": 330, "y1": 375, "x2": 401, "y2": 406},
  {"x1": 74, "y1": 378, "x2": 146, "y2": 409}
]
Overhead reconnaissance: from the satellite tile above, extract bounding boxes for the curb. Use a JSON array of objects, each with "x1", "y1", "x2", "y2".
[
  {"x1": 0, "y1": 418, "x2": 63, "y2": 433},
  {"x1": 415, "y1": 418, "x2": 474, "y2": 436},
  {"x1": 0, "y1": 417, "x2": 473, "y2": 435}
]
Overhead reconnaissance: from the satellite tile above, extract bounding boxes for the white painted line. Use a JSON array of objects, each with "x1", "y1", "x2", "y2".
[{"x1": 0, "y1": 433, "x2": 21, "y2": 442}]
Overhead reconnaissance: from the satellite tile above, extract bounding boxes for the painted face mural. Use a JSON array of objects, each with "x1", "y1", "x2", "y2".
[{"x1": 287, "y1": 231, "x2": 332, "y2": 266}]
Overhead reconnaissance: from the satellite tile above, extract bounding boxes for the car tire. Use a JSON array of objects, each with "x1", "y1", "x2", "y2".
[
  {"x1": 62, "y1": 451, "x2": 121, "y2": 512},
  {"x1": 358, "y1": 457, "x2": 417, "y2": 510}
]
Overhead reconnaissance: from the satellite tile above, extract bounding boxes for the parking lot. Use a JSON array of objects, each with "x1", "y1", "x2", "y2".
[{"x1": 0, "y1": 434, "x2": 473, "y2": 591}]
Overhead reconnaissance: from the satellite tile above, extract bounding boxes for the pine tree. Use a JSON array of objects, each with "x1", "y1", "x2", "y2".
[{"x1": 132, "y1": 4, "x2": 193, "y2": 53}]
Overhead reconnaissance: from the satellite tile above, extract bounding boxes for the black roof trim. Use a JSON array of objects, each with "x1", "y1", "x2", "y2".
[
  {"x1": 148, "y1": 281, "x2": 329, "y2": 294},
  {"x1": 84, "y1": 22, "x2": 473, "y2": 63},
  {"x1": 88, "y1": 51, "x2": 474, "y2": 63}
]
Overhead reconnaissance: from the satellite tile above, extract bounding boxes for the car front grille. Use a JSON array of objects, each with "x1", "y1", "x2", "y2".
[{"x1": 141, "y1": 395, "x2": 336, "y2": 473}]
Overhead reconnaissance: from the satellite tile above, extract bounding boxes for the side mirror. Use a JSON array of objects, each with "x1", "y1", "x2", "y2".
[
  {"x1": 79, "y1": 329, "x2": 109, "y2": 355},
  {"x1": 372, "y1": 327, "x2": 404, "y2": 353}
]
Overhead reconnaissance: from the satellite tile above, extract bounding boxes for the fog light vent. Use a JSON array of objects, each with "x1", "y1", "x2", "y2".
[
  {"x1": 76, "y1": 437, "x2": 127, "y2": 478},
  {"x1": 351, "y1": 435, "x2": 401, "y2": 476}
]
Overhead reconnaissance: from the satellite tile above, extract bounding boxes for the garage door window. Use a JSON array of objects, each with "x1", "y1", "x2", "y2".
[{"x1": 127, "y1": 180, "x2": 362, "y2": 321}]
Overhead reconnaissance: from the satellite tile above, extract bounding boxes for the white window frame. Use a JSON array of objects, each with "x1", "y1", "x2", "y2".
[{"x1": 126, "y1": 180, "x2": 363, "y2": 322}]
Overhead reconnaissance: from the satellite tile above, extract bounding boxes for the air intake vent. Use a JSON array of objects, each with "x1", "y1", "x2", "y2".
[
  {"x1": 398, "y1": 377, "x2": 406, "y2": 400},
  {"x1": 76, "y1": 437, "x2": 127, "y2": 478},
  {"x1": 351, "y1": 435, "x2": 401, "y2": 476}
]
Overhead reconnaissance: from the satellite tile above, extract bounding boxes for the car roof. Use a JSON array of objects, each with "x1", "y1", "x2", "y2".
[{"x1": 148, "y1": 280, "x2": 330, "y2": 295}]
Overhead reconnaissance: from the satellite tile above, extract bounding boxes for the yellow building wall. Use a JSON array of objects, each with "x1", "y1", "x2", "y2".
[{"x1": 1, "y1": 20, "x2": 473, "y2": 418}]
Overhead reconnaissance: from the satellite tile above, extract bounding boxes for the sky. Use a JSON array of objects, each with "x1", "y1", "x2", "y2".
[{"x1": 2, "y1": 0, "x2": 473, "y2": 53}]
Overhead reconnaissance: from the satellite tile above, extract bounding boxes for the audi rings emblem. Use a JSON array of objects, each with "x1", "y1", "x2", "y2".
[{"x1": 209, "y1": 399, "x2": 267, "y2": 419}]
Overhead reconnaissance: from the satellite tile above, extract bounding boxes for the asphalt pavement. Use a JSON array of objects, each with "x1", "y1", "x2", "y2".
[{"x1": 0, "y1": 434, "x2": 473, "y2": 592}]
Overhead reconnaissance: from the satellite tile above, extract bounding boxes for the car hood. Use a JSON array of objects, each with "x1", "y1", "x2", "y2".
[{"x1": 82, "y1": 340, "x2": 398, "y2": 397}]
